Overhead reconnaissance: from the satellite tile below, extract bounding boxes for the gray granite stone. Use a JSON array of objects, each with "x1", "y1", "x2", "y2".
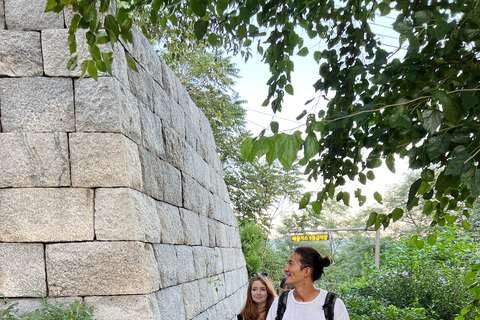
[
  {"x1": 170, "y1": 100, "x2": 186, "y2": 141},
  {"x1": 152, "y1": 82, "x2": 172, "y2": 124},
  {"x1": 0, "y1": 0, "x2": 4, "y2": 30},
  {"x1": 161, "y1": 160, "x2": 183, "y2": 207},
  {"x1": 215, "y1": 222, "x2": 229, "y2": 248},
  {"x1": 156, "y1": 201, "x2": 184, "y2": 245},
  {"x1": 180, "y1": 209, "x2": 201, "y2": 246},
  {"x1": 192, "y1": 246, "x2": 207, "y2": 280},
  {"x1": 208, "y1": 218, "x2": 217, "y2": 248},
  {"x1": 0, "y1": 243, "x2": 46, "y2": 297},
  {"x1": 0, "y1": 188, "x2": 94, "y2": 242},
  {"x1": 0, "y1": 77, "x2": 74, "y2": 132},
  {"x1": 160, "y1": 59, "x2": 179, "y2": 103},
  {"x1": 175, "y1": 245, "x2": 195, "y2": 283},
  {"x1": 46, "y1": 241, "x2": 159, "y2": 296},
  {"x1": 163, "y1": 126, "x2": 184, "y2": 170},
  {"x1": 236, "y1": 249, "x2": 247, "y2": 269},
  {"x1": 4, "y1": 0, "x2": 64, "y2": 30},
  {"x1": 155, "y1": 285, "x2": 185, "y2": 320},
  {"x1": 153, "y1": 244, "x2": 178, "y2": 288},
  {"x1": 182, "y1": 280, "x2": 202, "y2": 319},
  {"x1": 75, "y1": 77, "x2": 141, "y2": 144},
  {"x1": 70, "y1": 133, "x2": 142, "y2": 189},
  {"x1": 221, "y1": 248, "x2": 237, "y2": 272},
  {"x1": 183, "y1": 173, "x2": 209, "y2": 216},
  {"x1": 85, "y1": 293, "x2": 160, "y2": 320},
  {"x1": 0, "y1": 30, "x2": 42, "y2": 76},
  {"x1": 139, "y1": 147, "x2": 163, "y2": 200},
  {"x1": 0, "y1": 132, "x2": 70, "y2": 188},
  {"x1": 95, "y1": 188, "x2": 161, "y2": 243},
  {"x1": 127, "y1": 62, "x2": 156, "y2": 110},
  {"x1": 198, "y1": 215, "x2": 210, "y2": 247},
  {"x1": 140, "y1": 104, "x2": 165, "y2": 158}
]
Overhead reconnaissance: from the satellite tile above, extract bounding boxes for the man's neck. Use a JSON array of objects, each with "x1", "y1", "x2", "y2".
[{"x1": 292, "y1": 283, "x2": 320, "y2": 302}]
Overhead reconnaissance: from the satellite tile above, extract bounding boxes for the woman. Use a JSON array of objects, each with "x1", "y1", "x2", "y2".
[{"x1": 238, "y1": 273, "x2": 277, "y2": 320}]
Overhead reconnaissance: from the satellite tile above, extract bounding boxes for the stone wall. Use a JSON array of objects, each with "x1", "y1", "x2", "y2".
[{"x1": 0, "y1": 1, "x2": 248, "y2": 319}]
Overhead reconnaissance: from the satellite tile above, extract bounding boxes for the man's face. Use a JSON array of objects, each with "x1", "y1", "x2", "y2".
[{"x1": 284, "y1": 252, "x2": 307, "y2": 287}]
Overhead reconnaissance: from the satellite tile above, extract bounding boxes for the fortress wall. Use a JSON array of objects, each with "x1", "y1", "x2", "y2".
[{"x1": 0, "y1": 1, "x2": 248, "y2": 319}]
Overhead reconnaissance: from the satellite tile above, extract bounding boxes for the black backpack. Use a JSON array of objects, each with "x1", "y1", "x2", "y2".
[{"x1": 275, "y1": 291, "x2": 337, "y2": 320}]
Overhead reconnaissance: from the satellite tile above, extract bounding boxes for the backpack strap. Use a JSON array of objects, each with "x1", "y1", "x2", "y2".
[
  {"x1": 275, "y1": 291, "x2": 289, "y2": 320},
  {"x1": 322, "y1": 291, "x2": 337, "y2": 320}
]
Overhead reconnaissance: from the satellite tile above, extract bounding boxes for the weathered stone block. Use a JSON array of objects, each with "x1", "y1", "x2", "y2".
[
  {"x1": 4, "y1": 0, "x2": 63, "y2": 30},
  {"x1": 0, "y1": 132, "x2": 70, "y2": 188},
  {"x1": 0, "y1": 77, "x2": 74, "y2": 132},
  {"x1": 184, "y1": 117, "x2": 198, "y2": 150},
  {"x1": 175, "y1": 245, "x2": 195, "y2": 283},
  {"x1": 155, "y1": 285, "x2": 185, "y2": 320},
  {"x1": 70, "y1": 133, "x2": 142, "y2": 189},
  {"x1": 180, "y1": 209, "x2": 201, "y2": 246},
  {"x1": 140, "y1": 104, "x2": 165, "y2": 158},
  {"x1": 139, "y1": 147, "x2": 163, "y2": 200},
  {"x1": 0, "y1": 0, "x2": 4, "y2": 30},
  {"x1": 182, "y1": 280, "x2": 202, "y2": 319},
  {"x1": 0, "y1": 243, "x2": 46, "y2": 297},
  {"x1": 163, "y1": 126, "x2": 184, "y2": 170},
  {"x1": 0, "y1": 188, "x2": 94, "y2": 242},
  {"x1": 95, "y1": 188, "x2": 160, "y2": 243},
  {"x1": 169, "y1": 100, "x2": 186, "y2": 141},
  {"x1": 46, "y1": 241, "x2": 159, "y2": 296},
  {"x1": 85, "y1": 294, "x2": 160, "y2": 320},
  {"x1": 153, "y1": 244, "x2": 178, "y2": 288},
  {"x1": 75, "y1": 77, "x2": 141, "y2": 144},
  {"x1": 213, "y1": 247, "x2": 224, "y2": 275},
  {"x1": 236, "y1": 249, "x2": 247, "y2": 269},
  {"x1": 208, "y1": 218, "x2": 217, "y2": 248},
  {"x1": 156, "y1": 201, "x2": 184, "y2": 245},
  {"x1": 161, "y1": 160, "x2": 182, "y2": 207},
  {"x1": 198, "y1": 215, "x2": 210, "y2": 247},
  {"x1": 152, "y1": 82, "x2": 172, "y2": 125},
  {"x1": 122, "y1": 28, "x2": 162, "y2": 85},
  {"x1": 160, "y1": 59, "x2": 178, "y2": 103},
  {"x1": 0, "y1": 30, "x2": 42, "y2": 76},
  {"x1": 183, "y1": 173, "x2": 209, "y2": 215},
  {"x1": 215, "y1": 222, "x2": 228, "y2": 248},
  {"x1": 221, "y1": 248, "x2": 237, "y2": 273},
  {"x1": 127, "y1": 62, "x2": 156, "y2": 110},
  {"x1": 192, "y1": 246, "x2": 207, "y2": 279}
]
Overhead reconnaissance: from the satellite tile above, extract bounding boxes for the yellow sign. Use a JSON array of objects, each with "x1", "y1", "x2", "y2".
[{"x1": 290, "y1": 234, "x2": 329, "y2": 242}]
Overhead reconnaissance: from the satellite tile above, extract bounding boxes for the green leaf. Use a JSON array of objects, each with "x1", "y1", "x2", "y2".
[
  {"x1": 342, "y1": 192, "x2": 350, "y2": 206},
  {"x1": 297, "y1": 47, "x2": 309, "y2": 56},
  {"x1": 391, "y1": 208, "x2": 403, "y2": 222},
  {"x1": 415, "y1": 239, "x2": 425, "y2": 249},
  {"x1": 374, "y1": 192, "x2": 383, "y2": 204},
  {"x1": 285, "y1": 84, "x2": 294, "y2": 95},
  {"x1": 358, "y1": 173, "x2": 367, "y2": 185},
  {"x1": 407, "y1": 178, "x2": 422, "y2": 208},
  {"x1": 367, "y1": 170, "x2": 375, "y2": 180},
  {"x1": 427, "y1": 234, "x2": 437, "y2": 245},
  {"x1": 304, "y1": 132, "x2": 319, "y2": 160},
  {"x1": 275, "y1": 133, "x2": 299, "y2": 170},
  {"x1": 254, "y1": 136, "x2": 273, "y2": 157},
  {"x1": 104, "y1": 14, "x2": 120, "y2": 43},
  {"x1": 126, "y1": 55, "x2": 138, "y2": 72},
  {"x1": 312, "y1": 201, "x2": 322, "y2": 214},
  {"x1": 79, "y1": 60, "x2": 89, "y2": 81},
  {"x1": 68, "y1": 33, "x2": 77, "y2": 54},
  {"x1": 241, "y1": 138, "x2": 254, "y2": 161},
  {"x1": 445, "y1": 146, "x2": 472, "y2": 176},
  {"x1": 366, "y1": 211, "x2": 378, "y2": 228},
  {"x1": 422, "y1": 109, "x2": 444, "y2": 134},
  {"x1": 270, "y1": 121, "x2": 279, "y2": 134},
  {"x1": 431, "y1": 90, "x2": 462, "y2": 122},
  {"x1": 463, "y1": 221, "x2": 471, "y2": 231},
  {"x1": 194, "y1": 20, "x2": 208, "y2": 39},
  {"x1": 299, "y1": 192, "x2": 311, "y2": 209},
  {"x1": 190, "y1": 0, "x2": 207, "y2": 16},
  {"x1": 67, "y1": 56, "x2": 78, "y2": 71},
  {"x1": 87, "y1": 60, "x2": 98, "y2": 80}
]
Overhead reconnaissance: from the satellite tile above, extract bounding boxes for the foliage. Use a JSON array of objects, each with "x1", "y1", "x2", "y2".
[
  {"x1": 238, "y1": 220, "x2": 268, "y2": 276},
  {"x1": 341, "y1": 228, "x2": 476, "y2": 320},
  {"x1": 343, "y1": 296, "x2": 436, "y2": 320},
  {"x1": 1, "y1": 297, "x2": 94, "y2": 320}
]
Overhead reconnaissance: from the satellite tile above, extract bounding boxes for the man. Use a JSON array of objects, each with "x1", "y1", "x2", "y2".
[{"x1": 266, "y1": 246, "x2": 349, "y2": 320}]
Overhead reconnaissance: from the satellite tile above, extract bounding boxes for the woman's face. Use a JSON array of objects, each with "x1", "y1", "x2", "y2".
[{"x1": 251, "y1": 280, "x2": 268, "y2": 306}]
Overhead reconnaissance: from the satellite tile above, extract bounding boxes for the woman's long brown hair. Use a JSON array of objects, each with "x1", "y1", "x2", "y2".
[{"x1": 239, "y1": 275, "x2": 277, "y2": 320}]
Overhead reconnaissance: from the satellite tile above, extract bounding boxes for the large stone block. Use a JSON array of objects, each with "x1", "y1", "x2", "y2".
[
  {"x1": 46, "y1": 241, "x2": 159, "y2": 296},
  {"x1": 85, "y1": 294, "x2": 160, "y2": 320},
  {"x1": 153, "y1": 244, "x2": 178, "y2": 288},
  {"x1": 152, "y1": 82, "x2": 172, "y2": 125},
  {"x1": 0, "y1": 132, "x2": 70, "y2": 188},
  {"x1": 75, "y1": 77, "x2": 141, "y2": 144},
  {"x1": 155, "y1": 285, "x2": 185, "y2": 320},
  {"x1": 70, "y1": 133, "x2": 142, "y2": 189},
  {"x1": 180, "y1": 209, "x2": 201, "y2": 246},
  {"x1": 182, "y1": 280, "x2": 202, "y2": 320},
  {"x1": 0, "y1": 188, "x2": 94, "y2": 242},
  {"x1": 0, "y1": 243, "x2": 46, "y2": 297},
  {"x1": 163, "y1": 126, "x2": 184, "y2": 170},
  {"x1": 161, "y1": 160, "x2": 182, "y2": 207},
  {"x1": 160, "y1": 59, "x2": 179, "y2": 103},
  {"x1": 4, "y1": 0, "x2": 64, "y2": 30},
  {"x1": 42, "y1": 28, "x2": 128, "y2": 84},
  {"x1": 139, "y1": 147, "x2": 163, "y2": 200},
  {"x1": 198, "y1": 215, "x2": 210, "y2": 247},
  {"x1": 156, "y1": 201, "x2": 184, "y2": 245},
  {"x1": 0, "y1": 30, "x2": 42, "y2": 76},
  {"x1": 0, "y1": 77, "x2": 74, "y2": 132},
  {"x1": 183, "y1": 173, "x2": 209, "y2": 216},
  {"x1": 140, "y1": 104, "x2": 165, "y2": 158},
  {"x1": 95, "y1": 188, "x2": 160, "y2": 243},
  {"x1": 192, "y1": 246, "x2": 207, "y2": 279},
  {"x1": 127, "y1": 62, "x2": 156, "y2": 110},
  {"x1": 175, "y1": 245, "x2": 195, "y2": 283},
  {"x1": 0, "y1": 0, "x2": 4, "y2": 30}
]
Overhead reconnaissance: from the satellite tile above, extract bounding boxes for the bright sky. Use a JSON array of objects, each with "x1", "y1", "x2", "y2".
[{"x1": 230, "y1": 14, "x2": 413, "y2": 210}]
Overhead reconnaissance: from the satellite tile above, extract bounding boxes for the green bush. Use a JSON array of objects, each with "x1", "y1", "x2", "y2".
[
  {"x1": 343, "y1": 295, "x2": 436, "y2": 320},
  {"x1": 1, "y1": 297, "x2": 95, "y2": 320}
]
